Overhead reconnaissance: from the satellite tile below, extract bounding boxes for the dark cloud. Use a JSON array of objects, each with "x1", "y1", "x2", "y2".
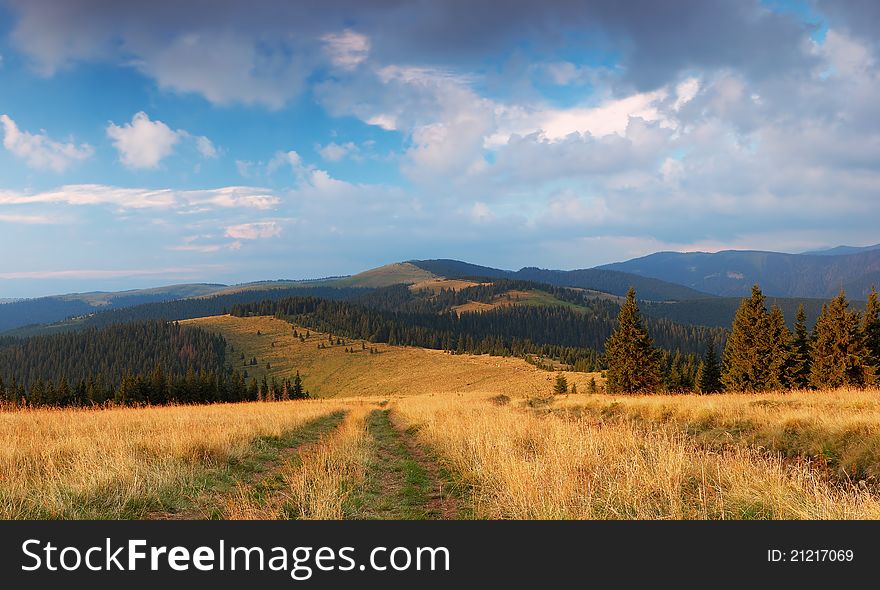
[
  {"x1": 813, "y1": 0, "x2": 880, "y2": 43},
  {"x1": 4, "y1": 0, "x2": 817, "y2": 102}
]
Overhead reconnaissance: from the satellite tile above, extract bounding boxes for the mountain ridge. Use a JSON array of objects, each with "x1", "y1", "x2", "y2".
[{"x1": 599, "y1": 248, "x2": 880, "y2": 299}]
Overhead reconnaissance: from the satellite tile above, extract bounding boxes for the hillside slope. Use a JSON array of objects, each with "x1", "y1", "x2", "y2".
[{"x1": 184, "y1": 314, "x2": 601, "y2": 398}]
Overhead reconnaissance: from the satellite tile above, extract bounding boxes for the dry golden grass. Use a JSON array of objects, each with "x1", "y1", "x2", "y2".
[
  {"x1": 184, "y1": 314, "x2": 602, "y2": 398},
  {"x1": 337, "y1": 262, "x2": 436, "y2": 288},
  {"x1": 0, "y1": 400, "x2": 347, "y2": 519},
  {"x1": 223, "y1": 406, "x2": 372, "y2": 520},
  {"x1": 553, "y1": 388, "x2": 880, "y2": 482},
  {"x1": 392, "y1": 392, "x2": 880, "y2": 519},
  {"x1": 280, "y1": 406, "x2": 371, "y2": 519}
]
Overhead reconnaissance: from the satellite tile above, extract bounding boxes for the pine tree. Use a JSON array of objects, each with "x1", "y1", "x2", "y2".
[
  {"x1": 292, "y1": 371, "x2": 304, "y2": 399},
  {"x1": 863, "y1": 286, "x2": 880, "y2": 383},
  {"x1": 587, "y1": 377, "x2": 598, "y2": 394},
  {"x1": 722, "y1": 285, "x2": 775, "y2": 391},
  {"x1": 810, "y1": 290, "x2": 870, "y2": 389},
  {"x1": 604, "y1": 288, "x2": 662, "y2": 393},
  {"x1": 698, "y1": 344, "x2": 723, "y2": 393},
  {"x1": 787, "y1": 305, "x2": 812, "y2": 389},
  {"x1": 553, "y1": 373, "x2": 569, "y2": 394},
  {"x1": 765, "y1": 305, "x2": 791, "y2": 389}
]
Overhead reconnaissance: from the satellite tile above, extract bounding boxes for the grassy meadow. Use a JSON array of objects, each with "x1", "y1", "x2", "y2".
[
  {"x1": 3, "y1": 314, "x2": 880, "y2": 520},
  {"x1": 182, "y1": 314, "x2": 603, "y2": 398}
]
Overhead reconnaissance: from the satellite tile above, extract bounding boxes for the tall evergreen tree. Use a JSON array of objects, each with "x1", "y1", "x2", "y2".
[
  {"x1": 765, "y1": 304, "x2": 791, "y2": 389},
  {"x1": 553, "y1": 373, "x2": 569, "y2": 394},
  {"x1": 787, "y1": 305, "x2": 812, "y2": 389},
  {"x1": 292, "y1": 371, "x2": 305, "y2": 399},
  {"x1": 863, "y1": 286, "x2": 880, "y2": 383},
  {"x1": 810, "y1": 290, "x2": 870, "y2": 389},
  {"x1": 722, "y1": 285, "x2": 775, "y2": 391},
  {"x1": 698, "y1": 344, "x2": 723, "y2": 393},
  {"x1": 604, "y1": 288, "x2": 662, "y2": 393}
]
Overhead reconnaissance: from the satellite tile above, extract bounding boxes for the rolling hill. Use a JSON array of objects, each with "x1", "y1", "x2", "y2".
[
  {"x1": 0, "y1": 280, "x2": 358, "y2": 335},
  {"x1": 408, "y1": 259, "x2": 712, "y2": 301},
  {"x1": 599, "y1": 248, "x2": 880, "y2": 299},
  {"x1": 801, "y1": 243, "x2": 880, "y2": 256}
]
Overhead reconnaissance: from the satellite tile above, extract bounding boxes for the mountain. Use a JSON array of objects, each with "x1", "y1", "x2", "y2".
[
  {"x1": 333, "y1": 262, "x2": 438, "y2": 288},
  {"x1": 0, "y1": 279, "x2": 352, "y2": 334},
  {"x1": 409, "y1": 259, "x2": 712, "y2": 301},
  {"x1": 598, "y1": 249, "x2": 880, "y2": 299},
  {"x1": 801, "y1": 243, "x2": 880, "y2": 256}
]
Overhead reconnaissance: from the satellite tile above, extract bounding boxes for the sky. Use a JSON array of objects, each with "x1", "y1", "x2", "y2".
[{"x1": 0, "y1": 0, "x2": 878, "y2": 297}]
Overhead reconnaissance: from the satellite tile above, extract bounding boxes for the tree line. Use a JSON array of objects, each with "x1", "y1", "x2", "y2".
[
  {"x1": 0, "y1": 320, "x2": 311, "y2": 407},
  {"x1": 231, "y1": 292, "x2": 725, "y2": 372},
  {"x1": 604, "y1": 285, "x2": 880, "y2": 393}
]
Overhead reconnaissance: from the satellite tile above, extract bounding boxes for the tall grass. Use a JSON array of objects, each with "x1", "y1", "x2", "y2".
[
  {"x1": 224, "y1": 406, "x2": 372, "y2": 520},
  {"x1": 0, "y1": 401, "x2": 345, "y2": 519},
  {"x1": 393, "y1": 393, "x2": 880, "y2": 519},
  {"x1": 555, "y1": 388, "x2": 880, "y2": 482}
]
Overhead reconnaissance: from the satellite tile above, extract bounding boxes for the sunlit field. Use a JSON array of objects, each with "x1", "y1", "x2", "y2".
[
  {"x1": 3, "y1": 386, "x2": 880, "y2": 520},
  {"x1": 0, "y1": 400, "x2": 349, "y2": 519},
  {"x1": 392, "y1": 390, "x2": 880, "y2": 519}
]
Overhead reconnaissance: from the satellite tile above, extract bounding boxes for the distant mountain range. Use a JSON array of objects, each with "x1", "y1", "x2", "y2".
[
  {"x1": 2, "y1": 243, "x2": 877, "y2": 335},
  {"x1": 599, "y1": 247, "x2": 880, "y2": 299},
  {"x1": 800, "y1": 243, "x2": 880, "y2": 256},
  {"x1": 406, "y1": 259, "x2": 711, "y2": 301}
]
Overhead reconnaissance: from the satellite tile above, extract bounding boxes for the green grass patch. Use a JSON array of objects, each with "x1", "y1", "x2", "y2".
[{"x1": 347, "y1": 409, "x2": 435, "y2": 519}]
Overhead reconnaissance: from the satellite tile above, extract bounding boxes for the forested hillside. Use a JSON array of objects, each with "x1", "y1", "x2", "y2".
[
  {"x1": 231, "y1": 293, "x2": 726, "y2": 367},
  {"x1": 4, "y1": 286, "x2": 370, "y2": 337},
  {"x1": 0, "y1": 321, "x2": 227, "y2": 391}
]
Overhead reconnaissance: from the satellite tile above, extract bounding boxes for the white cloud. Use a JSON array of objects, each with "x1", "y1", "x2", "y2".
[
  {"x1": 488, "y1": 89, "x2": 669, "y2": 147},
  {"x1": 321, "y1": 30, "x2": 370, "y2": 70},
  {"x1": 267, "y1": 150, "x2": 303, "y2": 174},
  {"x1": 106, "y1": 112, "x2": 182, "y2": 169},
  {"x1": 106, "y1": 112, "x2": 220, "y2": 169},
  {"x1": 195, "y1": 135, "x2": 218, "y2": 158},
  {"x1": 366, "y1": 114, "x2": 397, "y2": 131},
  {"x1": 317, "y1": 141, "x2": 357, "y2": 161},
  {"x1": 224, "y1": 221, "x2": 282, "y2": 240},
  {"x1": 0, "y1": 212, "x2": 58, "y2": 224},
  {"x1": 673, "y1": 77, "x2": 700, "y2": 110},
  {"x1": 819, "y1": 29, "x2": 875, "y2": 77},
  {"x1": 0, "y1": 114, "x2": 93, "y2": 172},
  {"x1": 0, "y1": 184, "x2": 280, "y2": 210}
]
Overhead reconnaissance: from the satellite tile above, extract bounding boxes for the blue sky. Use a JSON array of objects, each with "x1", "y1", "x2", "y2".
[{"x1": 0, "y1": 0, "x2": 878, "y2": 297}]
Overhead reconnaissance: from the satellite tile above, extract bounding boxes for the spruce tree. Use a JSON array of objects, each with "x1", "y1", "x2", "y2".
[
  {"x1": 810, "y1": 290, "x2": 870, "y2": 389},
  {"x1": 787, "y1": 305, "x2": 812, "y2": 389},
  {"x1": 698, "y1": 344, "x2": 723, "y2": 393},
  {"x1": 722, "y1": 285, "x2": 775, "y2": 391},
  {"x1": 553, "y1": 373, "x2": 569, "y2": 394},
  {"x1": 863, "y1": 286, "x2": 880, "y2": 383},
  {"x1": 765, "y1": 305, "x2": 791, "y2": 389},
  {"x1": 292, "y1": 371, "x2": 304, "y2": 399},
  {"x1": 604, "y1": 288, "x2": 662, "y2": 393}
]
